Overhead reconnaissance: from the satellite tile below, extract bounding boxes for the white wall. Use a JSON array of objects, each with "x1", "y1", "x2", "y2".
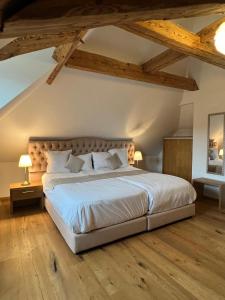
[
  {"x1": 0, "y1": 163, "x2": 24, "y2": 197},
  {"x1": 174, "y1": 102, "x2": 193, "y2": 137},
  {"x1": 0, "y1": 67, "x2": 184, "y2": 196},
  {"x1": 0, "y1": 25, "x2": 193, "y2": 197},
  {"x1": 182, "y1": 58, "x2": 225, "y2": 181}
]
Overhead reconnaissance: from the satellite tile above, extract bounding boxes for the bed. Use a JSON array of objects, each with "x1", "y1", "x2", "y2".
[{"x1": 28, "y1": 137, "x2": 196, "y2": 253}]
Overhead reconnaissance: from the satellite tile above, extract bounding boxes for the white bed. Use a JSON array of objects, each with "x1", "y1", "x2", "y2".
[
  {"x1": 43, "y1": 166, "x2": 196, "y2": 234},
  {"x1": 43, "y1": 167, "x2": 149, "y2": 234},
  {"x1": 42, "y1": 166, "x2": 196, "y2": 252},
  {"x1": 28, "y1": 137, "x2": 196, "y2": 253}
]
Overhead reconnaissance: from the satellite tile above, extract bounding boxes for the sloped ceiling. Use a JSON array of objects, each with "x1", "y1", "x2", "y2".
[
  {"x1": 0, "y1": 47, "x2": 54, "y2": 109},
  {"x1": 0, "y1": 24, "x2": 192, "y2": 162}
]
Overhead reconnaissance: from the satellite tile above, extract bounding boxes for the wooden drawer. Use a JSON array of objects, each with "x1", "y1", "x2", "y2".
[{"x1": 11, "y1": 187, "x2": 42, "y2": 201}]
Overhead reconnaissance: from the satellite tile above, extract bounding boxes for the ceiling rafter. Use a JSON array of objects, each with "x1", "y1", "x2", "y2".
[
  {"x1": 1, "y1": 2, "x2": 225, "y2": 91},
  {"x1": 52, "y1": 48, "x2": 198, "y2": 91},
  {"x1": 1, "y1": 1, "x2": 225, "y2": 38},
  {"x1": 47, "y1": 30, "x2": 88, "y2": 84},
  {"x1": 0, "y1": 31, "x2": 79, "y2": 61},
  {"x1": 118, "y1": 20, "x2": 225, "y2": 71},
  {"x1": 199, "y1": 16, "x2": 225, "y2": 44},
  {"x1": 142, "y1": 50, "x2": 187, "y2": 73},
  {"x1": 141, "y1": 16, "x2": 225, "y2": 72}
]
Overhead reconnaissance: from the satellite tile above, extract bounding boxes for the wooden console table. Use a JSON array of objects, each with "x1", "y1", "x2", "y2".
[{"x1": 193, "y1": 178, "x2": 225, "y2": 212}]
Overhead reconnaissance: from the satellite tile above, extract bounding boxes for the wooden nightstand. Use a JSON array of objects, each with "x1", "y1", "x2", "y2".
[{"x1": 10, "y1": 182, "x2": 44, "y2": 214}]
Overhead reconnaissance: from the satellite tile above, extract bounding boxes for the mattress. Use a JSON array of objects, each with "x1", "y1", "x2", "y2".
[{"x1": 42, "y1": 167, "x2": 196, "y2": 234}]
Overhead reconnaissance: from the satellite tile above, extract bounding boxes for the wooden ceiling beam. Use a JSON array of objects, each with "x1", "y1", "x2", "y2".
[
  {"x1": 119, "y1": 20, "x2": 225, "y2": 71},
  {"x1": 141, "y1": 16, "x2": 225, "y2": 72},
  {"x1": 0, "y1": 31, "x2": 79, "y2": 61},
  {"x1": 47, "y1": 30, "x2": 88, "y2": 85},
  {"x1": 1, "y1": 1, "x2": 225, "y2": 38},
  {"x1": 52, "y1": 49, "x2": 198, "y2": 91},
  {"x1": 199, "y1": 16, "x2": 225, "y2": 44},
  {"x1": 142, "y1": 50, "x2": 187, "y2": 73}
]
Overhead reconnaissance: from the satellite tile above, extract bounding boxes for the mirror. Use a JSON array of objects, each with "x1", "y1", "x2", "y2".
[{"x1": 208, "y1": 113, "x2": 225, "y2": 175}]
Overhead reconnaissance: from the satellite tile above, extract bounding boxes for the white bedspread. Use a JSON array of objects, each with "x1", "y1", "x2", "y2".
[
  {"x1": 120, "y1": 173, "x2": 196, "y2": 214},
  {"x1": 43, "y1": 167, "x2": 196, "y2": 234},
  {"x1": 43, "y1": 167, "x2": 149, "y2": 233}
]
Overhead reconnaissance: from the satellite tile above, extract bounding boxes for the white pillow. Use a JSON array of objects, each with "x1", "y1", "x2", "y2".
[
  {"x1": 109, "y1": 148, "x2": 129, "y2": 167},
  {"x1": 77, "y1": 153, "x2": 93, "y2": 171},
  {"x1": 92, "y1": 152, "x2": 111, "y2": 170},
  {"x1": 46, "y1": 150, "x2": 72, "y2": 173}
]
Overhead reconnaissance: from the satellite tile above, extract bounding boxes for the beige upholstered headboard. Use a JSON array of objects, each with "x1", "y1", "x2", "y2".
[{"x1": 28, "y1": 137, "x2": 135, "y2": 182}]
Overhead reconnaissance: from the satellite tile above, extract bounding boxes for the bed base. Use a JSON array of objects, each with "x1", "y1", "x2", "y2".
[
  {"x1": 147, "y1": 204, "x2": 195, "y2": 231},
  {"x1": 45, "y1": 198, "x2": 195, "y2": 254},
  {"x1": 45, "y1": 198, "x2": 147, "y2": 253}
]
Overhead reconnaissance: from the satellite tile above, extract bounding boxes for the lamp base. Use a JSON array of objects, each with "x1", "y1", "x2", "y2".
[
  {"x1": 22, "y1": 167, "x2": 30, "y2": 186},
  {"x1": 21, "y1": 181, "x2": 30, "y2": 186}
]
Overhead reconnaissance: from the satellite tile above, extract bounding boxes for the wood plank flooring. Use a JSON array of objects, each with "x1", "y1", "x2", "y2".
[{"x1": 1, "y1": 198, "x2": 225, "y2": 300}]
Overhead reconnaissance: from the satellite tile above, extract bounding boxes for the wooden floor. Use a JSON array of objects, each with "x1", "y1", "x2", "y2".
[{"x1": 1, "y1": 199, "x2": 225, "y2": 300}]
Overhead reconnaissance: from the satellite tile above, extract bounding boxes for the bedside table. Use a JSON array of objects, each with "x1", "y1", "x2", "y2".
[{"x1": 10, "y1": 182, "x2": 44, "y2": 214}]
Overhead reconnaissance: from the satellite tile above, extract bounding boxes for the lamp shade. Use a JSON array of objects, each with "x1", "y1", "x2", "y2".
[
  {"x1": 214, "y1": 22, "x2": 225, "y2": 55},
  {"x1": 134, "y1": 151, "x2": 143, "y2": 161},
  {"x1": 219, "y1": 149, "x2": 224, "y2": 156},
  {"x1": 19, "y1": 155, "x2": 32, "y2": 168}
]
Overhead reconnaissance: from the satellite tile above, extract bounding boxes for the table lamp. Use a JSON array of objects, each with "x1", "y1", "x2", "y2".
[
  {"x1": 19, "y1": 154, "x2": 32, "y2": 186},
  {"x1": 219, "y1": 149, "x2": 224, "y2": 159},
  {"x1": 134, "y1": 151, "x2": 143, "y2": 167}
]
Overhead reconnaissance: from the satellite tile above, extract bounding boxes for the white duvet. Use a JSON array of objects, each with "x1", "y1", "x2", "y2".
[
  {"x1": 43, "y1": 167, "x2": 196, "y2": 234},
  {"x1": 120, "y1": 173, "x2": 196, "y2": 214}
]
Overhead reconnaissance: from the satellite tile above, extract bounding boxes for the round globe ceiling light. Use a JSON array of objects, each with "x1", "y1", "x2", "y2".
[{"x1": 214, "y1": 22, "x2": 225, "y2": 55}]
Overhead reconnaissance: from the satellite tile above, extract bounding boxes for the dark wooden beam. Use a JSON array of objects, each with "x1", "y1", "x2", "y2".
[
  {"x1": 0, "y1": 31, "x2": 80, "y2": 61},
  {"x1": 141, "y1": 16, "x2": 225, "y2": 72},
  {"x1": 53, "y1": 48, "x2": 198, "y2": 91},
  {"x1": 1, "y1": 1, "x2": 225, "y2": 38},
  {"x1": 119, "y1": 20, "x2": 225, "y2": 71},
  {"x1": 0, "y1": 0, "x2": 33, "y2": 30}
]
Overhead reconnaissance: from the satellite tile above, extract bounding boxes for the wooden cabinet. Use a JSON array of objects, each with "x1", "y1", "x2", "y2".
[{"x1": 163, "y1": 137, "x2": 193, "y2": 182}]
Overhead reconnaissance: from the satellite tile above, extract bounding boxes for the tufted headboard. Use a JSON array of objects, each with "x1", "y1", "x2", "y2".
[{"x1": 28, "y1": 137, "x2": 135, "y2": 182}]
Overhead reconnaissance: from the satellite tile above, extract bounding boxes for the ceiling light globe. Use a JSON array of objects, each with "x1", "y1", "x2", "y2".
[{"x1": 214, "y1": 22, "x2": 225, "y2": 55}]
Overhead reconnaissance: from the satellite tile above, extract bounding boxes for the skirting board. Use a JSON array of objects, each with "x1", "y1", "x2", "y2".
[{"x1": 45, "y1": 198, "x2": 195, "y2": 254}]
